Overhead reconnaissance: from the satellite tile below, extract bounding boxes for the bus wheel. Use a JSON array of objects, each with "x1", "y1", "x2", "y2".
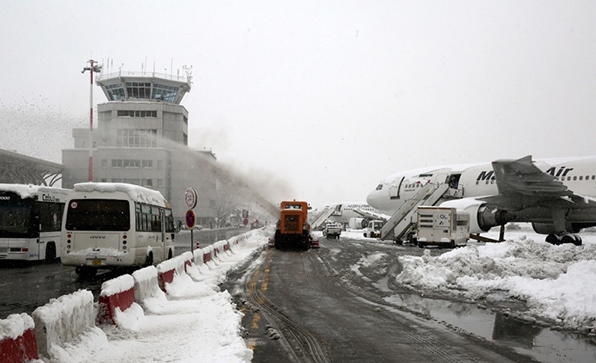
[
  {"x1": 75, "y1": 266, "x2": 97, "y2": 279},
  {"x1": 168, "y1": 249, "x2": 173, "y2": 259},
  {"x1": 45, "y1": 243, "x2": 56, "y2": 262},
  {"x1": 144, "y1": 252, "x2": 154, "y2": 266}
]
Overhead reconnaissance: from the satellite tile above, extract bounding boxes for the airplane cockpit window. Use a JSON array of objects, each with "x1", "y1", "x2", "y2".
[{"x1": 376, "y1": 184, "x2": 383, "y2": 190}]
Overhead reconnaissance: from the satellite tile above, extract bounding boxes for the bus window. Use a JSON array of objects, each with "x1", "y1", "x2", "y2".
[
  {"x1": 35, "y1": 202, "x2": 64, "y2": 232},
  {"x1": 151, "y1": 206, "x2": 161, "y2": 232},
  {"x1": 0, "y1": 201, "x2": 33, "y2": 236},
  {"x1": 65, "y1": 199, "x2": 130, "y2": 231}
]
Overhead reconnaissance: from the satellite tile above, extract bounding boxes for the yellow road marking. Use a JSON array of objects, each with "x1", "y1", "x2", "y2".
[
  {"x1": 246, "y1": 338, "x2": 257, "y2": 350},
  {"x1": 246, "y1": 249, "x2": 273, "y2": 350}
]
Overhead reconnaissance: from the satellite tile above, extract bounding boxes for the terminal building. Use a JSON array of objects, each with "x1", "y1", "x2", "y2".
[{"x1": 61, "y1": 68, "x2": 217, "y2": 226}]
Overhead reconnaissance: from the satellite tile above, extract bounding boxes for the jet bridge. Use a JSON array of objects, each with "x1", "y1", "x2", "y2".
[{"x1": 380, "y1": 182, "x2": 450, "y2": 242}]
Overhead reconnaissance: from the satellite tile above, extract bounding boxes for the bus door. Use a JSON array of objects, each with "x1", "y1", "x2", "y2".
[{"x1": 160, "y1": 209, "x2": 167, "y2": 261}]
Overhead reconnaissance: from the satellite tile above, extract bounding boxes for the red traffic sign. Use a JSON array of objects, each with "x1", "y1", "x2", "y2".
[{"x1": 185, "y1": 209, "x2": 196, "y2": 229}]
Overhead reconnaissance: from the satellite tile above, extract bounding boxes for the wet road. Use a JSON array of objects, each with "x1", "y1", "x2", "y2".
[
  {"x1": 0, "y1": 259, "x2": 112, "y2": 319},
  {"x1": 225, "y1": 234, "x2": 596, "y2": 363}
]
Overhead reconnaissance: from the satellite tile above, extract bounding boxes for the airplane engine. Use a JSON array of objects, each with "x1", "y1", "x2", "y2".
[
  {"x1": 441, "y1": 199, "x2": 516, "y2": 233},
  {"x1": 531, "y1": 222, "x2": 581, "y2": 235},
  {"x1": 349, "y1": 218, "x2": 368, "y2": 229}
]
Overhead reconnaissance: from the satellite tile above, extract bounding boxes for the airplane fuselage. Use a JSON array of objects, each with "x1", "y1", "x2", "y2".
[{"x1": 367, "y1": 156, "x2": 596, "y2": 236}]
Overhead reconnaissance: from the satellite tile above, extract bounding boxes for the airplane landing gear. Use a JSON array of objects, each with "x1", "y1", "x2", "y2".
[{"x1": 545, "y1": 233, "x2": 582, "y2": 246}]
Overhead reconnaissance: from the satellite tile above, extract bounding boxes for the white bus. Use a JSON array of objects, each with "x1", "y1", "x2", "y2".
[
  {"x1": 61, "y1": 182, "x2": 175, "y2": 278},
  {"x1": 0, "y1": 184, "x2": 69, "y2": 262}
]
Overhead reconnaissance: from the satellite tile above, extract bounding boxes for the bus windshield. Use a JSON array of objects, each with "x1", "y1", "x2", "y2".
[
  {"x1": 65, "y1": 199, "x2": 130, "y2": 231},
  {"x1": 0, "y1": 196, "x2": 33, "y2": 237}
]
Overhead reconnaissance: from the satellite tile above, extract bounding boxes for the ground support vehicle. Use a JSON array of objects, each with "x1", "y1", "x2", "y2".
[
  {"x1": 61, "y1": 182, "x2": 175, "y2": 278},
  {"x1": 273, "y1": 200, "x2": 313, "y2": 251},
  {"x1": 363, "y1": 220, "x2": 384, "y2": 238},
  {"x1": 323, "y1": 222, "x2": 342, "y2": 239},
  {"x1": 416, "y1": 206, "x2": 469, "y2": 248},
  {"x1": 310, "y1": 235, "x2": 320, "y2": 248},
  {"x1": 0, "y1": 184, "x2": 69, "y2": 262}
]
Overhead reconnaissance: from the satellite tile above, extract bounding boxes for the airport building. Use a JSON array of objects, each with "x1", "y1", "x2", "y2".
[{"x1": 61, "y1": 68, "x2": 217, "y2": 226}]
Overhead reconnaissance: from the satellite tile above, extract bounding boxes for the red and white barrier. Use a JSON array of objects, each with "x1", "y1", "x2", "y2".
[
  {"x1": 97, "y1": 274, "x2": 136, "y2": 325},
  {"x1": 156, "y1": 257, "x2": 179, "y2": 293},
  {"x1": 131, "y1": 266, "x2": 166, "y2": 309},
  {"x1": 0, "y1": 313, "x2": 38, "y2": 363}
]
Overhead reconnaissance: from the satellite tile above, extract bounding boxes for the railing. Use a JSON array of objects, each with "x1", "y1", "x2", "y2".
[{"x1": 97, "y1": 70, "x2": 191, "y2": 83}]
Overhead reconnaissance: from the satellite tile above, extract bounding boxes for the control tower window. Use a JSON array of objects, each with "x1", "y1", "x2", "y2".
[
  {"x1": 106, "y1": 84, "x2": 125, "y2": 101},
  {"x1": 126, "y1": 82, "x2": 152, "y2": 99},
  {"x1": 152, "y1": 83, "x2": 179, "y2": 102}
]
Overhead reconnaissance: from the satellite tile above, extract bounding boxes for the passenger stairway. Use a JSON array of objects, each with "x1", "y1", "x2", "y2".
[
  {"x1": 380, "y1": 183, "x2": 450, "y2": 242},
  {"x1": 311, "y1": 206, "x2": 337, "y2": 230}
]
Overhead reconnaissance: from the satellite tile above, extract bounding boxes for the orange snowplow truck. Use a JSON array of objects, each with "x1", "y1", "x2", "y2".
[{"x1": 274, "y1": 200, "x2": 313, "y2": 250}]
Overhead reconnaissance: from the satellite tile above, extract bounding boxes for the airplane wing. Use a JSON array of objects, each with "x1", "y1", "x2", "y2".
[
  {"x1": 352, "y1": 208, "x2": 392, "y2": 222},
  {"x1": 479, "y1": 155, "x2": 593, "y2": 210}
]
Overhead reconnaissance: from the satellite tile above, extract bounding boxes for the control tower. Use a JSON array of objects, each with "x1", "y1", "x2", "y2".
[
  {"x1": 95, "y1": 68, "x2": 192, "y2": 104},
  {"x1": 62, "y1": 65, "x2": 217, "y2": 226}
]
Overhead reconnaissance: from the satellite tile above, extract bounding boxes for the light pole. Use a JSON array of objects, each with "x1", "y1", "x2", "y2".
[{"x1": 81, "y1": 60, "x2": 102, "y2": 182}]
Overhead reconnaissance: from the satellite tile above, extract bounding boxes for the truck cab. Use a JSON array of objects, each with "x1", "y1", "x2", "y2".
[{"x1": 363, "y1": 220, "x2": 384, "y2": 238}]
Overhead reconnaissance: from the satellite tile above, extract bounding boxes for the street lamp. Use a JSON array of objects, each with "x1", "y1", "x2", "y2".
[{"x1": 81, "y1": 60, "x2": 102, "y2": 182}]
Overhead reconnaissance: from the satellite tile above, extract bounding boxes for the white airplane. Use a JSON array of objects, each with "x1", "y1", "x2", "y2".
[
  {"x1": 366, "y1": 155, "x2": 596, "y2": 245},
  {"x1": 310, "y1": 202, "x2": 383, "y2": 230}
]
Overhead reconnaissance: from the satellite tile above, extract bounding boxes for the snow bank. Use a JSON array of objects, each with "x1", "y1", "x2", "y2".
[{"x1": 395, "y1": 237, "x2": 596, "y2": 331}]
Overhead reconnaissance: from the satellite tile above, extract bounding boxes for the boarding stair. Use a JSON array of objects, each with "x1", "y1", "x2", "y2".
[
  {"x1": 311, "y1": 206, "x2": 338, "y2": 230},
  {"x1": 380, "y1": 182, "x2": 450, "y2": 242}
]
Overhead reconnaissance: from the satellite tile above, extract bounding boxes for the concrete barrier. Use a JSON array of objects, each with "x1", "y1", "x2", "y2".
[
  {"x1": 132, "y1": 266, "x2": 166, "y2": 310},
  {"x1": 156, "y1": 257, "x2": 178, "y2": 292},
  {"x1": 97, "y1": 274, "x2": 136, "y2": 325},
  {"x1": 203, "y1": 245, "x2": 212, "y2": 264},
  {"x1": 0, "y1": 313, "x2": 38, "y2": 363},
  {"x1": 180, "y1": 251, "x2": 194, "y2": 273},
  {"x1": 32, "y1": 289, "x2": 95, "y2": 359}
]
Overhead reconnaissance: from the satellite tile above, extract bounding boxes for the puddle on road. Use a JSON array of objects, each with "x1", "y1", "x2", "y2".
[{"x1": 385, "y1": 292, "x2": 596, "y2": 363}]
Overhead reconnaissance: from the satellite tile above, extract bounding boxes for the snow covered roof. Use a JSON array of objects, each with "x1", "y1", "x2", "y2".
[
  {"x1": 0, "y1": 183, "x2": 69, "y2": 199},
  {"x1": 72, "y1": 182, "x2": 167, "y2": 207}
]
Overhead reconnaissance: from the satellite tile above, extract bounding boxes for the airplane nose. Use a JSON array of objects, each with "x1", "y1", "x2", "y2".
[{"x1": 366, "y1": 189, "x2": 380, "y2": 209}]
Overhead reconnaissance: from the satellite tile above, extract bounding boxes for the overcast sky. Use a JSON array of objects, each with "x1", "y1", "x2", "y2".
[{"x1": 1, "y1": 1, "x2": 595, "y2": 207}]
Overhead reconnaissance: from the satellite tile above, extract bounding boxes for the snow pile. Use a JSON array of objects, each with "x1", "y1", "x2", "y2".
[
  {"x1": 0, "y1": 313, "x2": 34, "y2": 340},
  {"x1": 395, "y1": 237, "x2": 596, "y2": 331},
  {"x1": 100, "y1": 274, "x2": 134, "y2": 297},
  {"x1": 68, "y1": 247, "x2": 126, "y2": 257},
  {"x1": 48, "y1": 228, "x2": 270, "y2": 362}
]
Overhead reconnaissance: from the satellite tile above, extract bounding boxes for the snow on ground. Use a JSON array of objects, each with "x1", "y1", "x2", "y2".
[
  {"x1": 46, "y1": 228, "x2": 270, "y2": 363},
  {"x1": 342, "y1": 224, "x2": 596, "y2": 333}
]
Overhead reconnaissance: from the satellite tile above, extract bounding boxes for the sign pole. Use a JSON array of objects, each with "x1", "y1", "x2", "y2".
[{"x1": 184, "y1": 187, "x2": 198, "y2": 252}]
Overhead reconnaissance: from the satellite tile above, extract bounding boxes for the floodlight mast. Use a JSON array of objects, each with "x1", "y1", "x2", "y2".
[{"x1": 81, "y1": 60, "x2": 102, "y2": 181}]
